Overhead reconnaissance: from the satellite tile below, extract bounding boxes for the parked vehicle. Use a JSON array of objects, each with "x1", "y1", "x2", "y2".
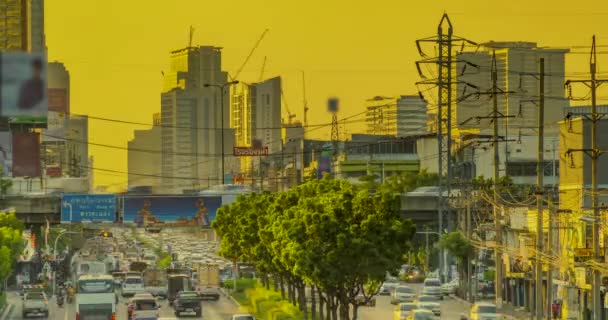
[
  {"x1": 22, "y1": 292, "x2": 49, "y2": 318},
  {"x1": 232, "y1": 314, "x2": 256, "y2": 320},
  {"x1": 441, "y1": 278, "x2": 459, "y2": 295},
  {"x1": 173, "y1": 291, "x2": 202, "y2": 317}
]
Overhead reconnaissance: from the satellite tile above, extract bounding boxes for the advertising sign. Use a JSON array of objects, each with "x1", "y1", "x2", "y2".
[
  {"x1": 12, "y1": 132, "x2": 41, "y2": 177},
  {"x1": 61, "y1": 194, "x2": 117, "y2": 223},
  {"x1": 0, "y1": 52, "x2": 48, "y2": 124},
  {"x1": 233, "y1": 146, "x2": 269, "y2": 156},
  {"x1": 122, "y1": 196, "x2": 222, "y2": 228}
]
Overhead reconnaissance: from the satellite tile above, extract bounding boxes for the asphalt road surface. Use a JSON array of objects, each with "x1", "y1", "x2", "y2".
[{"x1": 6, "y1": 291, "x2": 239, "y2": 320}]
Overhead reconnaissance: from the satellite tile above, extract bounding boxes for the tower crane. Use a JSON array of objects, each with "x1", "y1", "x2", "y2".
[
  {"x1": 302, "y1": 71, "x2": 309, "y2": 128},
  {"x1": 230, "y1": 29, "x2": 269, "y2": 81},
  {"x1": 259, "y1": 56, "x2": 267, "y2": 82},
  {"x1": 281, "y1": 88, "x2": 296, "y2": 124}
]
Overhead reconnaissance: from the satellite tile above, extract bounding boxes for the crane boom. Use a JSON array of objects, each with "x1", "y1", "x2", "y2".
[
  {"x1": 231, "y1": 29, "x2": 269, "y2": 81},
  {"x1": 281, "y1": 88, "x2": 296, "y2": 124},
  {"x1": 259, "y1": 56, "x2": 267, "y2": 82}
]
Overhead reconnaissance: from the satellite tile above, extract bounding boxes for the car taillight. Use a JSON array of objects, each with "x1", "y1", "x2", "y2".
[
  {"x1": 111, "y1": 312, "x2": 116, "y2": 320},
  {"x1": 76, "y1": 313, "x2": 80, "y2": 320}
]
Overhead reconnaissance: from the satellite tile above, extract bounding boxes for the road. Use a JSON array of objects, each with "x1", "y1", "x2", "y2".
[
  {"x1": 357, "y1": 283, "x2": 469, "y2": 320},
  {"x1": 5, "y1": 291, "x2": 240, "y2": 320}
]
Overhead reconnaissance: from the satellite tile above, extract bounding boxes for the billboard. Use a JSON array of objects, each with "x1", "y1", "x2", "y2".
[
  {"x1": 233, "y1": 146, "x2": 269, "y2": 156},
  {"x1": 61, "y1": 194, "x2": 117, "y2": 223},
  {"x1": 122, "y1": 195, "x2": 222, "y2": 228},
  {"x1": 12, "y1": 132, "x2": 41, "y2": 177},
  {"x1": 0, "y1": 52, "x2": 48, "y2": 124}
]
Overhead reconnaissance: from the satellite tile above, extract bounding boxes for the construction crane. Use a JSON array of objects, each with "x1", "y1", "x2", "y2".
[
  {"x1": 302, "y1": 71, "x2": 309, "y2": 128},
  {"x1": 189, "y1": 26, "x2": 195, "y2": 48},
  {"x1": 259, "y1": 56, "x2": 267, "y2": 82},
  {"x1": 281, "y1": 88, "x2": 296, "y2": 124},
  {"x1": 230, "y1": 29, "x2": 269, "y2": 81}
]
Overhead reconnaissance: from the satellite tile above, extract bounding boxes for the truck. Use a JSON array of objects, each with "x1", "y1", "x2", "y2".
[
  {"x1": 167, "y1": 272, "x2": 192, "y2": 306},
  {"x1": 143, "y1": 269, "x2": 168, "y2": 298},
  {"x1": 195, "y1": 262, "x2": 221, "y2": 300},
  {"x1": 22, "y1": 291, "x2": 49, "y2": 318}
]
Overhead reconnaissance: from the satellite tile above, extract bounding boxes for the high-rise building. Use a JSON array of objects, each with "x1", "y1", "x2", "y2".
[
  {"x1": 231, "y1": 77, "x2": 282, "y2": 178},
  {"x1": 365, "y1": 95, "x2": 427, "y2": 137},
  {"x1": 456, "y1": 42, "x2": 569, "y2": 135},
  {"x1": 128, "y1": 113, "x2": 161, "y2": 190},
  {"x1": 0, "y1": 0, "x2": 45, "y2": 52},
  {"x1": 47, "y1": 62, "x2": 69, "y2": 113},
  {"x1": 160, "y1": 46, "x2": 235, "y2": 192}
]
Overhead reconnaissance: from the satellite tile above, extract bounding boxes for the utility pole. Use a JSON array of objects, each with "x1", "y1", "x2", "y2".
[
  {"x1": 547, "y1": 189, "x2": 554, "y2": 320},
  {"x1": 466, "y1": 197, "x2": 473, "y2": 302},
  {"x1": 491, "y1": 51, "x2": 503, "y2": 308},
  {"x1": 535, "y1": 58, "x2": 545, "y2": 320},
  {"x1": 565, "y1": 35, "x2": 608, "y2": 320},
  {"x1": 415, "y1": 14, "x2": 477, "y2": 283}
]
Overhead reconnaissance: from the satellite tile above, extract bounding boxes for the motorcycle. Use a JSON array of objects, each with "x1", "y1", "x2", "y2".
[{"x1": 57, "y1": 295, "x2": 64, "y2": 308}]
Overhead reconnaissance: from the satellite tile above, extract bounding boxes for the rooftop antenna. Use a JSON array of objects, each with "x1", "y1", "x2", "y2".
[{"x1": 189, "y1": 26, "x2": 195, "y2": 48}]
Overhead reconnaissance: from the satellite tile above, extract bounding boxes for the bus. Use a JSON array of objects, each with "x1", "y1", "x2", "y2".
[
  {"x1": 72, "y1": 260, "x2": 108, "y2": 284},
  {"x1": 75, "y1": 274, "x2": 117, "y2": 320}
]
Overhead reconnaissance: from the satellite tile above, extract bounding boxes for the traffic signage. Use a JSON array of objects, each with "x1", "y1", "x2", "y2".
[{"x1": 61, "y1": 194, "x2": 116, "y2": 223}]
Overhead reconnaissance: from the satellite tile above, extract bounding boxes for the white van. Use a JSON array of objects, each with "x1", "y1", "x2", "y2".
[{"x1": 122, "y1": 276, "x2": 145, "y2": 297}]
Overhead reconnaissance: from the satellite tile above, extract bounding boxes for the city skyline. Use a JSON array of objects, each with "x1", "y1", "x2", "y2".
[{"x1": 44, "y1": 0, "x2": 608, "y2": 189}]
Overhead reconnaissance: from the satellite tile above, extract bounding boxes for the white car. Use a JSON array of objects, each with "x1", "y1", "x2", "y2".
[
  {"x1": 381, "y1": 278, "x2": 400, "y2": 295},
  {"x1": 232, "y1": 314, "x2": 255, "y2": 320},
  {"x1": 391, "y1": 285, "x2": 416, "y2": 304},
  {"x1": 122, "y1": 276, "x2": 146, "y2": 297},
  {"x1": 418, "y1": 301, "x2": 441, "y2": 316},
  {"x1": 461, "y1": 302, "x2": 499, "y2": 320}
]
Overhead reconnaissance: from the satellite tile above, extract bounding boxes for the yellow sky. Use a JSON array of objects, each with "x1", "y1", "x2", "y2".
[{"x1": 45, "y1": 0, "x2": 608, "y2": 190}]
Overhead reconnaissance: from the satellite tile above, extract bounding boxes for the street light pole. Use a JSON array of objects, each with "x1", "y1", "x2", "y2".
[
  {"x1": 52, "y1": 230, "x2": 78, "y2": 296},
  {"x1": 204, "y1": 81, "x2": 239, "y2": 185}
]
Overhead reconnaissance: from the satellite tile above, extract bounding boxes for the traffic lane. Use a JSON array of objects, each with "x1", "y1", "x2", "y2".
[
  {"x1": 7, "y1": 292, "x2": 71, "y2": 320},
  {"x1": 116, "y1": 294, "x2": 239, "y2": 320},
  {"x1": 358, "y1": 293, "x2": 470, "y2": 320}
]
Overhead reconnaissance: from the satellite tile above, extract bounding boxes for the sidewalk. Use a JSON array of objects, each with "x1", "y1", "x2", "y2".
[
  {"x1": 0, "y1": 291, "x2": 18, "y2": 320},
  {"x1": 449, "y1": 295, "x2": 532, "y2": 320}
]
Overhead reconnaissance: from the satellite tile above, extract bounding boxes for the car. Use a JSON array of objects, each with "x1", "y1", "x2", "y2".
[
  {"x1": 417, "y1": 301, "x2": 441, "y2": 316},
  {"x1": 126, "y1": 293, "x2": 160, "y2": 320},
  {"x1": 355, "y1": 293, "x2": 376, "y2": 307},
  {"x1": 173, "y1": 291, "x2": 202, "y2": 317},
  {"x1": 416, "y1": 295, "x2": 440, "y2": 302},
  {"x1": 422, "y1": 278, "x2": 443, "y2": 300},
  {"x1": 441, "y1": 278, "x2": 459, "y2": 295},
  {"x1": 22, "y1": 291, "x2": 49, "y2": 318},
  {"x1": 407, "y1": 308, "x2": 437, "y2": 320},
  {"x1": 122, "y1": 275, "x2": 146, "y2": 297},
  {"x1": 381, "y1": 277, "x2": 400, "y2": 295},
  {"x1": 461, "y1": 302, "x2": 499, "y2": 320},
  {"x1": 394, "y1": 302, "x2": 417, "y2": 320},
  {"x1": 391, "y1": 285, "x2": 416, "y2": 304},
  {"x1": 232, "y1": 314, "x2": 256, "y2": 320}
]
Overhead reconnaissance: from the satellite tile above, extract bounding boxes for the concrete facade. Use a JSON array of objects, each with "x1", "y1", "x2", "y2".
[
  {"x1": 365, "y1": 95, "x2": 427, "y2": 137},
  {"x1": 0, "y1": 0, "x2": 45, "y2": 52},
  {"x1": 160, "y1": 46, "x2": 237, "y2": 192},
  {"x1": 128, "y1": 113, "x2": 161, "y2": 190}
]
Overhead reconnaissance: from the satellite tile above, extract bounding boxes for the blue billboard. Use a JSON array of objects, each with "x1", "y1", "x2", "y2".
[
  {"x1": 122, "y1": 196, "x2": 222, "y2": 228},
  {"x1": 61, "y1": 194, "x2": 117, "y2": 223}
]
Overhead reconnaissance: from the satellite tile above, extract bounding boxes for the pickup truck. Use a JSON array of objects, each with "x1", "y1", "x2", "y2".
[
  {"x1": 127, "y1": 293, "x2": 160, "y2": 320},
  {"x1": 173, "y1": 291, "x2": 202, "y2": 317},
  {"x1": 22, "y1": 292, "x2": 49, "y2": 318}
]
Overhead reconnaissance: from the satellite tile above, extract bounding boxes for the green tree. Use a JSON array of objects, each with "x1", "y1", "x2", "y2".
[
  {"x1": 379, "y1": 169, "x2": 439, "y2": 194},
  {"x1": 0, "y1": 167, "x2": 12, "y2": 195}
]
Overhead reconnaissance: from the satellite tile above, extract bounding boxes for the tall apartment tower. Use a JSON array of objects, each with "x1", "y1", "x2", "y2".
[
  {"x1": 365, "y1": 95, "x2": 427, "y2": 137},
  {"x1": 0, "y1": 0, "x2": 45, "y2": 52},
  {"x1": 128, "y1": 113, "x2": 161, "y2": 190},
  {"x1": 231, "y1": 77, "x2": 282, "y2": 175},
  {"x1": 456, "y1": 42, "x2": 569, "y2": 135},
  {"x1": 160, "y1": 46, "x2": 235, "y2": 192}
]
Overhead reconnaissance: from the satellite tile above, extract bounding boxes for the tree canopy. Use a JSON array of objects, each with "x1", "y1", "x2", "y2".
[
  {"x1": 213, "y1": 177, "x2": 416, "y2": 320},
  {"x1": 0, "y1": 211, "x2": 24, "y2": 282}
]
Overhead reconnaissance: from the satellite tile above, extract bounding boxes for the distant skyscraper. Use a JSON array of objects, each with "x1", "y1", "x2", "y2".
[
  {"x1": 231, "y1": 77, "x2": 282, "y2": 177},
  {"x1": 160, "y1": 46, "x2": 234, "y2": 192},
  {"x1": 456, "y1": 42, "x2": 569, "y2": 135},
  {"x1": 0, "y1": 0, "x2": 45, "y2": 52},
  {"x1": 128, "y1": 113, "x2": 161, "y2": 190},
  {"x1": 365, "y1": 95, "x2": 427, "y2": 137},
  {"x1": 47, "y1": 62, "x2": 69, "y2": 113}
]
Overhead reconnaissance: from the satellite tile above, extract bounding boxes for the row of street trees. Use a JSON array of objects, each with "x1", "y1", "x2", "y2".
[
  {"x1": 213, "y1": 176, "x2": 416, "y2": 320},
  {"x1": 0, "y1": 211, "x2": 24, "y2": 289}
]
